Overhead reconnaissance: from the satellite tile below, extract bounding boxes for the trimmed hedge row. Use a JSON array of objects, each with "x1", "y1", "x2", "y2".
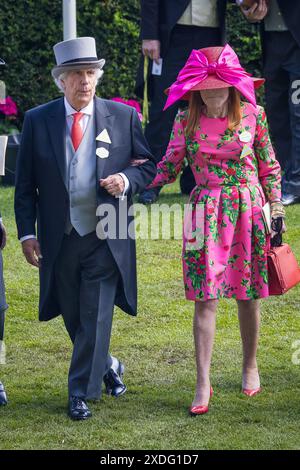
[{"x1": 0, "y1": 1, "x2": 263, "y2": 128}]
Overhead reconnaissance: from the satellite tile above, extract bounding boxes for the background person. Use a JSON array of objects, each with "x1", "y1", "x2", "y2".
[{"x1": 136, "y1": 0, "x2": 228, "y2": 204}]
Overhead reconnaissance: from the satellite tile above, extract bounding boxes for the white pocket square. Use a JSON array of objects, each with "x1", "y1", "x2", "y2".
[
  {"x1": 96, "y1": 129, "x2": 111, "y2": 144},
  {"x1": 96, "y1": 147, "x2": 110, "y2": 159}
]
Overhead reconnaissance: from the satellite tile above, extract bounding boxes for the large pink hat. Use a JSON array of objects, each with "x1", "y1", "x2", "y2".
[{"x1": 164, "y1": 44, "x2": 265, "y2": 110}]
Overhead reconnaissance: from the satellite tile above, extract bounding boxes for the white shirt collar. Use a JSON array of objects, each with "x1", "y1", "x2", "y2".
[{"x1": 64, "y1": 97, "x2": 94, "y2": 117}]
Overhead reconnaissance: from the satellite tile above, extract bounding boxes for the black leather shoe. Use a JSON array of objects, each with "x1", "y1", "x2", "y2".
[
  {"x1": 138, "y1": 188, "x2": 160, "y2": 204},
  {"x1": 68, "y1": 396, "x2": 92, "y2": 420},
  {"x1": 0, "y1": 381, "x2": 7, "y2": 406},
  {"x1": 103, "y1": 360, "x2": 127, "y2": 398}
]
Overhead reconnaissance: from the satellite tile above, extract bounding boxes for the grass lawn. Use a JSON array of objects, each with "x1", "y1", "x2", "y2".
[{"x1": 0, "y1": 182, "x2": 300, "y2": 450}]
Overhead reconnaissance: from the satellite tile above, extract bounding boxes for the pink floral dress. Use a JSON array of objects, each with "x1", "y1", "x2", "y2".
[{"x1": 148, "y1": 102, "x2": 282, "y2": 300}]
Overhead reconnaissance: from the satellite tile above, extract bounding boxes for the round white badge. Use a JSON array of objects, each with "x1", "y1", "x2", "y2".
[
  {"x1": 96, "y1": 147, "x2": 109, "y2": 159},
  {"x1": 239, "y1": 131, "x2": 252, "y2": 143}
]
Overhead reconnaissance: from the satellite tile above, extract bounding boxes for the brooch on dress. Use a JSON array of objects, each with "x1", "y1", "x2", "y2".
[{"x1": 239, "y1": 130, "x2": 252, "y2": 159}]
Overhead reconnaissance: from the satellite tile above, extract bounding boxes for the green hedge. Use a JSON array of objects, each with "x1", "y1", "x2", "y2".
[{"x1": 0, "y1": 1, "x2": 263, "y2": 129}]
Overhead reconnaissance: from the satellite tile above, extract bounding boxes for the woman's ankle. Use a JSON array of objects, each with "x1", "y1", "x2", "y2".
[
  {"x1": 195, "y1": 378, "x2": 211, "y2": 390},
  {"x1": 242, "y1": 363, "x2": 259, "y2": 373},
  {"x1": 242, "y1": 365, "x2": 260, "y2": 389}
]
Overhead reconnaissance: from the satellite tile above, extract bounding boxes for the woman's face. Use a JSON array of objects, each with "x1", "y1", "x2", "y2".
[{"x1": 200, "y1": 88, "x2": 230, "y2": 109}]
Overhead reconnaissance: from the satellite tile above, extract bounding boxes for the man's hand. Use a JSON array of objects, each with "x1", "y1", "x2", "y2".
[
  {"x1": 0, "y1": 223, "x2": 7, "y2": 250},
  {"x1": 22, "y1": 239, "x2": 42, "y2": 268},
  {"x1": 240, "y1": 0, "x2": 268, "y2": 23},
  {"x1": 142, "y1": 39, "x2": 161, "y2": 64},
  {"x1": 100, "y1": 174, "x2": 125, "y2": 196}
]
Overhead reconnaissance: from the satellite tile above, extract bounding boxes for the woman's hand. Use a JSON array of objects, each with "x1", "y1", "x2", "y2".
[
  {"x1": 270, "y1": 201, "x2": 286, "y2": 239},
  {"x1": 130, "y1": 158, "x2": 149, "y2": 166},
  {"x1": 240, "y1": 0, "x2": 269, "y2": 23}
]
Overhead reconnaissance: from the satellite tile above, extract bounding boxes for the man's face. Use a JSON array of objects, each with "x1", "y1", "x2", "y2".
[{"x1": 61, "y1": 68, "x2": 98, "y2": 110}]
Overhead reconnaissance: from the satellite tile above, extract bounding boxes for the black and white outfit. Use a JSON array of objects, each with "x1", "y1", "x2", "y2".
[{"x1": 261, "y1": 0, "x2": 300, "y2": 204}]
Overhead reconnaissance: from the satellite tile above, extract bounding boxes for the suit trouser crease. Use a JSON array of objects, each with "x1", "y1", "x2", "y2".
[{"x1": 85, "y1": 272, "x2": 118, "y2": 400}]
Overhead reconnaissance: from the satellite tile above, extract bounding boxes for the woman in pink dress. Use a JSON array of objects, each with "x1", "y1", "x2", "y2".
[{"x1": 148, "y1": 44, "x2": 286, "y2": 416}]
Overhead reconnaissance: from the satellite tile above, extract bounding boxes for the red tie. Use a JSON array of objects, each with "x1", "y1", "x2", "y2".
[{"x1": 71, "y1": 112, "x2": 84, "y2": 151}]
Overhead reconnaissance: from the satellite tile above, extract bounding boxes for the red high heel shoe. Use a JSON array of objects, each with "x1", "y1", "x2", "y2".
[
  {"x1": 189, "y1": 386, "x2": 213, "y2": 416},
  {"x1": 242, "y1": 387, "x2": 261, "y2": 397}
]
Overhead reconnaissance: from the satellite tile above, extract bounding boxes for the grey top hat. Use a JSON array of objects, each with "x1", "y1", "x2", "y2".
[
  {"x1": 52, "y1": 37, "x2": 105, "y2": 79},
  {"x1": 0, "y1": 58, "x2": 5, "y2": 65}
]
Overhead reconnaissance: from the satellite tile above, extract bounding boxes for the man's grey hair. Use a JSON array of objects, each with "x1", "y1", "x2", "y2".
[{"x1": 54, "y1": 68, "x2": 103, "y2": 92}]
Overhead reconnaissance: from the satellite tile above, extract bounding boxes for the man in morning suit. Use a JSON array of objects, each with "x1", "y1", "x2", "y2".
[
  {"x1": 136, "y1": 0, "x2": 228, "y2": 203},
  {"x1": 14, "y1": 37, "x2": 156, "y2": 420}
]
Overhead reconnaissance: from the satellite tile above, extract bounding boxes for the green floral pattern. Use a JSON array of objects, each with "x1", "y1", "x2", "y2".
[{"x1": 149, "y1": 103, "x2": 282, "y2": 300}]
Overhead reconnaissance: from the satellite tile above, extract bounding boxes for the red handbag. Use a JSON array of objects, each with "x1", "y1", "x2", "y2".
[{"x1": 268, "y1": 243, "x2": 300, "y2": 295}]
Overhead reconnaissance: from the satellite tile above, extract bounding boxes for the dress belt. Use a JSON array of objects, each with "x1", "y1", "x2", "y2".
[{"x1": 195, "y1": 179, "x2": 260, "y2": 189}]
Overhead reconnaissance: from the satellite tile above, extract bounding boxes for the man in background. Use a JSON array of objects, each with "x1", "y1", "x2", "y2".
[
  {"x1": 0, "y1": 56, "x2": 9, "y2": 407},
  {"x1": 136, "y1": 0, "x2": 228, "y2": 203},
  {"x1": 239, "y1": 0, "x2": 300, "y2": 205}
]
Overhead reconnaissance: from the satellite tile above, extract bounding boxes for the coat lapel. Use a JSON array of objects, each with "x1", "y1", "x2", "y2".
[
  {"x1": 45, "y1": 98, "x2": 68, "y2": 190},
  {"x1": 95, "y1": 96, "x2": 115, "y2": 182},
  {"x1": 45, "y1": 96, "x2": 114, "y2": 190}
]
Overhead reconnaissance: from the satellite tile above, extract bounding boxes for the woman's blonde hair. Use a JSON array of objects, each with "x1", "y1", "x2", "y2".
[{"x1": 185, "y1": 88, "x2": 242, "y2": 138}]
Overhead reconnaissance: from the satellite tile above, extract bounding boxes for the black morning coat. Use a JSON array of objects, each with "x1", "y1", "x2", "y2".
[{"x1": 14, "y1": 96, "x2": 156, "y2": 321}]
